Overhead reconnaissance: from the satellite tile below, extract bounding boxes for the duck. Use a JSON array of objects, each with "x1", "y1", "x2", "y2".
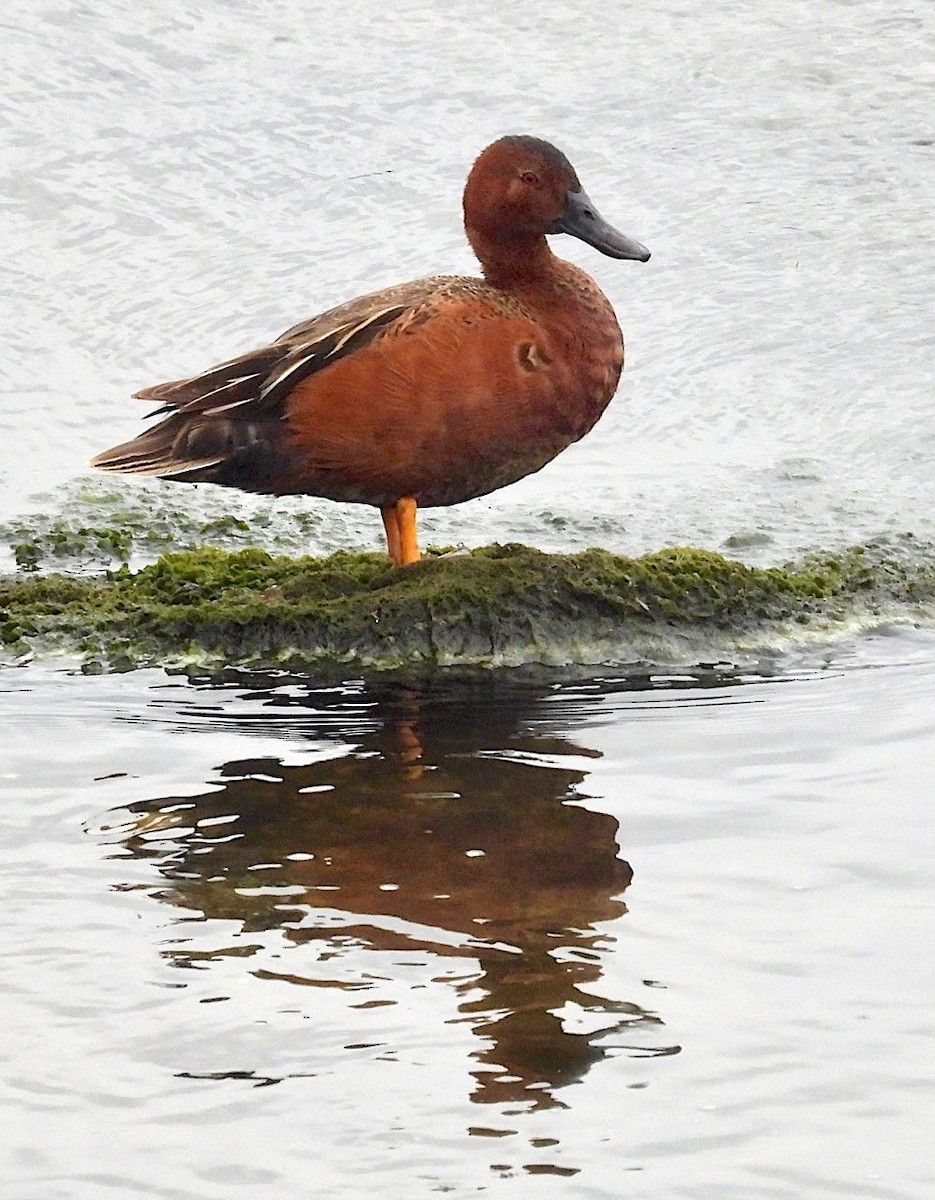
[{"x1": 91, "y1": 135, "x2": 650, "y2": 566}]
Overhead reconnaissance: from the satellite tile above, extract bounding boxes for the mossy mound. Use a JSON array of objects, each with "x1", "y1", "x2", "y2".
[{"x1": 1, "y1": 539, "x2": 933, "y2": 672}]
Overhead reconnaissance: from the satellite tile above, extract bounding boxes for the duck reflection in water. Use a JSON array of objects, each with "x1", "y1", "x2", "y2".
[{"x1": 104, "y1": 677, "x2": 668, "y2": 1108}]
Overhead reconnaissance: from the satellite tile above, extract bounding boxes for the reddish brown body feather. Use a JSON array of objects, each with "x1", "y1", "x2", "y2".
[{"x1": 277, "y1": 275, "x2": 623, "y2": 506}]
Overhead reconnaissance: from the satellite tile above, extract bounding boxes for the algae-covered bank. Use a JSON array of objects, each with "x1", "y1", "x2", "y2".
[{"x1": 2, "y1": 538, "x2": 933, "y2": 672}]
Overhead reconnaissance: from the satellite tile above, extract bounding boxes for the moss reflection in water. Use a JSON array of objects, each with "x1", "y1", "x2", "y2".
[{"x1": 103, "y1": 677, "x2": 661, "y2": 1108}]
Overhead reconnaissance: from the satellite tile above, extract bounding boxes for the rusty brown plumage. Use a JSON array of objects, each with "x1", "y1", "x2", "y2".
[{"x1": 92, "y1": 135, "x2": 649, "y2": 565}]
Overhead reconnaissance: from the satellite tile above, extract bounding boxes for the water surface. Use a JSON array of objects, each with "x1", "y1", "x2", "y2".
[{"x1": 3, "y1": 637, "x2": 934, "y2": 1196}]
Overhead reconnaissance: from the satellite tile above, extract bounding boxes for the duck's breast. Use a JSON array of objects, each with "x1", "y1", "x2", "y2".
[{"x1": 279, "y1": 274, "x2": 624, "y2": 507}]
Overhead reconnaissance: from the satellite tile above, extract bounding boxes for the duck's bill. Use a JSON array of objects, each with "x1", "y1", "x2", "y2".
[{"x1": 554, "y1": 188, "x2": 650, "y2": 261}]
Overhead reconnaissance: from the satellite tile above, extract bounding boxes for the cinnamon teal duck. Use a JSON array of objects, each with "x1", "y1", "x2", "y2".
[{"x1": 92, "y1": 136, "x2": 650, "y2": 565}]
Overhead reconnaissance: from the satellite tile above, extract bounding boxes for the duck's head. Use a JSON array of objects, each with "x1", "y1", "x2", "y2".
[{"x1": 463, "y1": 135, "x2": 650, "y2": 267}]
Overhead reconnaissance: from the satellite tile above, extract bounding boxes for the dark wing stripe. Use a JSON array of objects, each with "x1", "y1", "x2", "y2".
[
  {"x1": 255, "y1": 319, "x2": 359, "y2": 405},
  {"x1": 133, "y1": 349, "x2": 282, "y2": 406},
  {"x1": 175, "y1": 373, "x2": 268, "y2": 415},
  {"x1": 257, "y1": 304, "x2": 409, "y2": 407},
  {"x1": 144, "y1": 374, "x2": 268, "y2": 418}
]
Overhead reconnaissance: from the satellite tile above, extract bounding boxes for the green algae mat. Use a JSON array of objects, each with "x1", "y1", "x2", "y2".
[{"x1": 2, "y1": 539, "x2": 933, "y2": 672}]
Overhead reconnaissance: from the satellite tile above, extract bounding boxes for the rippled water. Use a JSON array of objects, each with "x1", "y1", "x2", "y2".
[
  {"x1": 2, "y1": 0, "x2": 934, "y2": 1196},
  {"x1": 3, "y1": 637, "x2": 934, "y2": 1197}
]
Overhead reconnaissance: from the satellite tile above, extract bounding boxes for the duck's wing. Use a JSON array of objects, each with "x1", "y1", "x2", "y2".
[
  {"x1": 133, "y1": 276, "x2": 458, "y2": 416},
  {"x1": 92, "y1": 276, "x2": 457, "y2": 478}
]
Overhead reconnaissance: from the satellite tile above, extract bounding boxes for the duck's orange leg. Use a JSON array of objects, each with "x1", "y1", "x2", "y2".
[
  {"x1": 381, "y1": 504, "x2": 402, "y2": 565},
  {"x1": 396, "y1": 497, "x2": 420, "y2": 565},
  {"x1": 380, "y1": 497, "x2": 420, "y2": 566}
]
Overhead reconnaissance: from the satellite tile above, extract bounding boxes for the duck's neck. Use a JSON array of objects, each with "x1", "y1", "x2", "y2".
[{"x1": 466, "y1": 229, "x2": 560, "y2": 290}]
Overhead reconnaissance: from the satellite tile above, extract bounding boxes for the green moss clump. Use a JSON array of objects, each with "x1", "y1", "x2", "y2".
[
  {"x1": 12, "y1": 525, "x2": 134, "y2": 571},
  {"x1": 0, "y1": 539, "x2": 932, "y2": 672}
]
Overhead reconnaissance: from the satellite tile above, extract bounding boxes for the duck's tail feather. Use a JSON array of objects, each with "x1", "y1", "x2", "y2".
[{"x1": 90, "y1": 412, "x2": 273, "y2": 486}]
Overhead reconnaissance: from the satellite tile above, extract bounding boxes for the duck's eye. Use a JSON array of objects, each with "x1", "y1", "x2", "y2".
[{"x1": 520, "y1": 170, "x2": 540, "y2": 186}]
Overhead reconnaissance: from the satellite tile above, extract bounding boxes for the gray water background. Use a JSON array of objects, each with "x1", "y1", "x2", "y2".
[{"x1": 1, "y1": 1, "x2": 934, "y2": 1196}]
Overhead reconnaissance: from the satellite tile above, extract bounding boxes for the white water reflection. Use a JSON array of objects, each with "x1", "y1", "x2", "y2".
[{"x1": 1, "y1": 638, "x2": 934, "y2": 1195}]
